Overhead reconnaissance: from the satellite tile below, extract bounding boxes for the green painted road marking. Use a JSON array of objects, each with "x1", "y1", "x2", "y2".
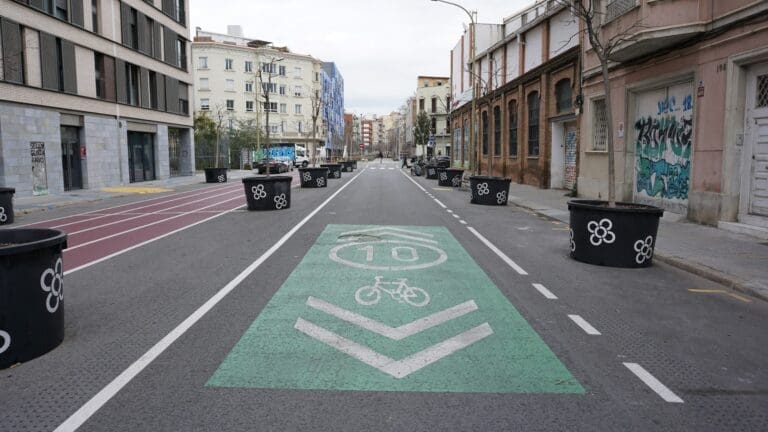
[{"x1": 208, "y1": 224, "x2": 583, "y2": 393}]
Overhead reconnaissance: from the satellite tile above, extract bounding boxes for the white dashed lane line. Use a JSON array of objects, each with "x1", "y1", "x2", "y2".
[
  {"x1": 568, "y1": 315, "x2": 601, "y2": 335},
  {"x1": 466, "y1": 227, "x2": 528, "y2": 275},
  {"x1": 532, "y1": 283, "x2": 558, "y2": 299},
  {"x1": 623, "y1": 363, "x2": 684, "y2": 403}
]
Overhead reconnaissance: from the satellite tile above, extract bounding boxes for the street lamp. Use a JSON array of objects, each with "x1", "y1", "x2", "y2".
[{"x1": 430, "y1": 0, "x2": 477, "y2": 175}]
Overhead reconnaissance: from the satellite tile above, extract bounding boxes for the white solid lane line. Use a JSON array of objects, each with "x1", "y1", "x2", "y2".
[
  {"x1": 466, "y1": 227, "x2": 528, "y2": 275},
  {"x1": 623, "y1": 363, "x2": 684, "y2": 403},
  {"x1": 433, "y1": 199, "x2": 447, "y2": 209},
  {"x1": 568, "y1": 314, "x2": 601, "y2": 335},
  {"x1": 53, "y1": 169, "x2": 367, "y2": 432},
  {"x1": 532, "y1": 283, "x2": 558, "y2": 299}
]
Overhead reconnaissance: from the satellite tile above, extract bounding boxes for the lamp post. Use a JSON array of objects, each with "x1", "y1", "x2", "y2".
[{"x1": 430, "y1": 0, "x2": 477, "y2": 174}]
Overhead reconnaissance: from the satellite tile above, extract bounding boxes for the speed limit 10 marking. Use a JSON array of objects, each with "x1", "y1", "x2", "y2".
[{"x1": 329, "y1": 240, "x2": 448, "y2": 271}]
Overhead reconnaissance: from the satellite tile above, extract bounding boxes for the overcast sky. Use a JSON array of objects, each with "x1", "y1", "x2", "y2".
[{"x1": 190, "y1": 0, "x2": 531, "y2": 116}]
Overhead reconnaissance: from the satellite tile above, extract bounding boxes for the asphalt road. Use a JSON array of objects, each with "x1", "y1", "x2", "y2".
[{"x1": 1, "y1": 161, "x2": 767, "y2": 432}]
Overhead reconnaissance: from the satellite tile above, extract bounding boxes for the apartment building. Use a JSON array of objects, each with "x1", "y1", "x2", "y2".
[
  {"x1": 361, "y1": 118, "x2": 372, "y2": 153},
  {"x1": 578, "y1": 0, "x2": 768, "y2": 231},
  {"x1": 415, "y1": 76, "x2": 450, "y2": 158},
  {"x1": 0, "y1": 0, "x2": 194, "y2": 196},
  {"x1": 192, "y1": 27, "x2": 324, "y2": 160},
  {"x1": 321, "y1": 62, "x2": 345, "y2": 159},
  {"x1": 449, "y1": 2, "x2": 579, "y2": 188}
]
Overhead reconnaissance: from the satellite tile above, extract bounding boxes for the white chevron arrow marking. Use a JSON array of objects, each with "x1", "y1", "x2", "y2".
[
  {"x1": 337, "y1": 227, "x2": 438, "y2": 244},
  {"x1": 294, "y1": 318, "x2": 493, "y2": 379},
  {"x1": 306, "y1": 296, "x2": 478, "y2": 340}
]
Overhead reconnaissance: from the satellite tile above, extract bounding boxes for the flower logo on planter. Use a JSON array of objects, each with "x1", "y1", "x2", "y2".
[
  {"x1": 439, "y1": 172, "x2": 448, "y2": 181},
  {"x1": 569, "y1": 229, "x2": 576, "y2": 252},
  {"x1": 634, "y1": 236, "x2": 654, "y2": 264},
  {"x1": 252, "y1": 184, "x2": 267, "y2": 200},
  {"x1": 0, "y1": 206, "x2": 6, "y2": 223},
  {"x1": 452, "y1": 176, "x2": 461, "y2": 187},
  {"x1": 0, "y1": 330, "x2": 10, "y2": 354},
  {"x1": 40, "y1": 258, "x2": 64, "y2": 313},
  {"x1": 217, "y1": 174, "x2": 225, "y2": 183},
  {"x1": 302, "y1": 172, "x2": 312, "y2": 182},
  {"x1": 316, "y1": 177, "x2": 325, "y2": 187},
  {"x1": 334, "y1": 171, "x2": 341, "y2": 178},
  {"x1": 496, "y1": 191, "x2": 507, "y2": 204},
  {"x1": 587, "y1": 218, "x2": 616, "y2": 246},
  {"x1": 274, "y1": 193, "x2": 288, "y2": 209},
  {"x1": 477, "y1": 182, "x2": 490, "y2": 196}
]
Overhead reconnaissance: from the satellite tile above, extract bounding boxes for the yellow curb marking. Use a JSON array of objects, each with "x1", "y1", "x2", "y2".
[
  {"x1": 687, "y1": 289, "x2": 752, "y2": 303},
  {"x1": 101, "y1": 187, "x2": 173, "y2": 194}
]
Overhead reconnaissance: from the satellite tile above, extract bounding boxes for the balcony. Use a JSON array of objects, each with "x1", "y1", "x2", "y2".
[{"x1": 605, "y1": 0, "x2": 636, "y2": 22}]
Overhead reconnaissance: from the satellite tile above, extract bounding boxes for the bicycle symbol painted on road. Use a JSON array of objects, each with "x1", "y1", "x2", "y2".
[{"x1": 355, "y1": 276, "x2": 430, "y2": 307}]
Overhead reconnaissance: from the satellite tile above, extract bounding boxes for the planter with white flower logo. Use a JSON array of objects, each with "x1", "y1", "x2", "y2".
[
  {"x1": 567, "y1": 200, "x2": 663, "y2": 268},
  {"x1": 320, "y1": 164, "x2": 342, "y2": 179},
  {"x1": 298, "y1": 167, "x2": 329, "y2": 188},
  {"x1": 438, "y1": 168, "x2": 464, "y2": 187},
  {"x1": 242, "y1": 176, "x2": 292, "y2": 211},
  {"x1": 204, "y1": 167, "x2": 228, "y2": 183},
  {"x1": 469, "y1": 176, "x2": 511, "y2": 206},
  {"x1": 0, "y1": 187, "x2": 14, "y2": 225},
  {"x1": 340, "y1": 161, "x2": 355, "y2": 173},
  {"x1": 425, "y1": 164, "x2": 439, "y2": 180},
  {"x1": 0, "y1": 228, "x2": 68, "y2": 369}
]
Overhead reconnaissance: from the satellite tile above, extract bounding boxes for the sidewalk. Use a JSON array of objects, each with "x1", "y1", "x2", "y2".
[
  {"x1": 505, "y1": 183, "x2": 768, "y2": 302},
  {"x1": 11, "y1": 170, "x2": 255, "y2": 215}
]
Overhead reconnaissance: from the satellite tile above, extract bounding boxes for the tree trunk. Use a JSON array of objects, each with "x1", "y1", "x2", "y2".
[
  {"x1": 214, "y1": 133, "x2": 220, "y2": 168},
  {"x1": 601, "y1": 59, "x2": 616, "y2": 207}
]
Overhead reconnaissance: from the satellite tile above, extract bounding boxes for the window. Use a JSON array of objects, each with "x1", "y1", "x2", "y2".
[
  {"x1": 279, "y1": 85, "x2": 286, "y2": 95},
  {"x1": 508, "y1": 100, "x2": 518, "y2": 157},
  {"x1": 54, "y1": 0, "x2": 69, "y2": 21},
  {"x1": 94, "y1": 52, "x2": 116, "y2": 101},
  {"x1": 592, "y1": 98, "x2": 608, "y2": 151},
  {"x1": 294, "y1": 85, "x2": 303, "y2": 97},
  {"x1": 245, "y1": 81, "x2": 253, "y2": 92},
  {"x1": 419, "y1": 98, "x2": 425, "y2": 112},
  {"x1": 198, "y1": 56, "x2": 208, "y2": 69},
  {"x1": 294, "y1": 66, "x2": 302, "y2": 78},
  {"x1": 92, "y1": 0, "x2": 100, "y2": 33},
  {"x1": 431, "y1": 117, "x2": 437, "y2": 133},
  {"x1": 32, "y1": 0, "x2": 83, "y2": 26},
  {"x1": 1, "y1": 18, "x2": 25, "y2": 84},
  {"x1": 263, "y1": 102, "x2": 277, "y2": 112},
  {"x1": 493, "y1": 106, "x2": 501, "y2": 155},
  {"x1": 162, "y1": 0, "x2": 185, "y2": 24},
  {"x1": 527, "y1": 92, "x2": 540, "y2": 157},
  {"x1": 431, "y1": 97, "x2": 437, "y2": 113},
  {"x1": 295, "y1": 104, "x2": 302, "y2": 114},
  {"x1": 262, "y1": 82, "x2": 277, "y2": 93},
  {"x1": 314, "y1": 72, "x2": 319, "y2": 81},
  {"x1": 481, "y1": 111, "x2": 489, "y2": 155},
  {"x1": 280, "y1": 103, "x2": 287, "y2": 113},
  {"x1": 41, "y1": 33, "x2": 77, "y2": 94},
  {"x1": 297, "y1": 121, "x2": 303, "y2": 133},
  {"x1": 225, "y1": 79, "x2": 234, "y2": 91},
  {"x1": 175, "y1": 37, "x2": 186, "y2": 69},
  {"x1": 246, "y1": 101, "x2": 254, "y2": 112},
  {"x1": 279, "y1": 65, "x2": 286, "y2": 76},
  {"x1": 225, "y1": 58, "x2": 233, "y2": 70},
  {"x1": 126, "y1": 63, "x2": 139, "y2": 105},
  {"x1": 226, "y1": 99, "x2": 234, "y2": 111},
  {"x1": 756, "y1": 74, "x2": 768, "y2": 108},
  {"x1": 126, "y1": 7, "x2": 138, "y2": 49},
  {"x1": 555, "y1": 79, "x2": 572, "y2": 114},
  {"x1": 245, "y1": 61, "x2": 252, "y2": 72},
  {"x1": 200, "y1": 98, "x2": 209, "y2": 111},
  {"x1": 199, "y1": 77, "x2": 209, "y2": 90},
  {"x1": 261, "y1": 62, "x2": 275, "y2": 74},
  {"x1": 606, "y1": 0, "x2": 636, "y2": 22},
  {"x1": 149, "y1": 71, "x2": 158, "y2": 109}
]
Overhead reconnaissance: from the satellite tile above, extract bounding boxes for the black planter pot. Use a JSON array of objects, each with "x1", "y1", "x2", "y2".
[
  {"x1": 0, "y1": 229, "x2": 68, "y2": 369},
  {"x1": 470, "y1": 176, "x2": 511, "y2": 205},
  {"x1": 242, "y1": 176, "x2": 292, "y2": 211},
  {"x1": 425, "y1": 165, "x2": 439, "y2": 179},
  {"x1": 352, "y1": 160, "x2": 358, "y2": 170},
  {"x1": 298, "y1": 167, "x2": 329, "y2": 188},
  {"x1": 0, "y1": 187, "x2": 15, "y2": 225},
  {"x1": 568, "y1": 200, "x2": 664, "y2": 268},
  {"x1": 441, "y1": 168, "x2": 464, "y2": 188},
  {"x1": 320, "y1": 164, "x2": 342, "y2": 179},
  {"x1": 204, "y1": 167, "x2": 228, "y2": 183},
  {"x1": 340, "y1": 161, "x2": 355, "y2": 173}
]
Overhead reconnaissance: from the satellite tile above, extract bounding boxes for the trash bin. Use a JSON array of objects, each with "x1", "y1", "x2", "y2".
[{"x1": 204, "y1": 167, "x2": 228, "y2": 183}]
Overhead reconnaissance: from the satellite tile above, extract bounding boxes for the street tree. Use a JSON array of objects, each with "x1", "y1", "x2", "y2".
[
  {"x1": 413, "y1": 110, "x2": 431, "y2": 159},
  {"x1": 554, "y1": 0, "x2": 645, "y2": 206},
  {"x1": 193, "y1": 112, "x2": 217, "y2": 169},
  {"x1": 228, "y1": 119, "x2": 263, "y2": 168}
]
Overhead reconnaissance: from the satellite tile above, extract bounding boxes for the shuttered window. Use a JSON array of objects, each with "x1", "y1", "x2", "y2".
[
  {"x1": 94, "y1": 52, "x2": 115, "y2": 101},
  {"x1": 40, "y1": 32, "x2": 75, "y2": 93},
  {"x1": 165, "y1": 75, "x2": 178, "y2": 113},
  {"x1": 0, "y1": 18, "x2": 24, "y2": 84},
  {"x1": 527, "y1": 92, "x2": 540, "y2": 157}
]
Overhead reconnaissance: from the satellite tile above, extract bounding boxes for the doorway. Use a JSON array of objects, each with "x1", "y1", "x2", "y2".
[
  {"x1": 61, "y1": 126, "x2": 83, "y2": 191},
  {"x1": 169, "y1": 128, "x2": 181, "y2": 177},
  {"x1": 128, "y1": 132, "x2": 156, "y2": 183},
  {"x1": 550, "y1": 121, "x2": 577, "y2": 189},
  {"x1": 742, "y1": 62, "x2": 768, "y2": 220}
]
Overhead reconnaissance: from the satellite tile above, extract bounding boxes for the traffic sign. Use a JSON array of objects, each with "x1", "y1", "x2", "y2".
[
  {"x1": 208, "y1": 225, "x2": 583, "y2": 394},
  {"x1": 358, "y1": 144, "x2": 364, "y2": 149}
]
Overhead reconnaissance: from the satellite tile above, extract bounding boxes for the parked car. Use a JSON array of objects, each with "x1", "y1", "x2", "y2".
[{"x1": 253, "y1": 158, "x2": 291, "y2": 174}]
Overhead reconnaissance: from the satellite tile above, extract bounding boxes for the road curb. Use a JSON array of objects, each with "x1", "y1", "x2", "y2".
[{"x1": 507, "y1": 200, "x2": 767, "y2": 303}]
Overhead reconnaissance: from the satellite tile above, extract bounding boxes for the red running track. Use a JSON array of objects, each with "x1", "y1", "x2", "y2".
[{"x1": 26, "y1": 182, "x2": 254, "y2": 274}]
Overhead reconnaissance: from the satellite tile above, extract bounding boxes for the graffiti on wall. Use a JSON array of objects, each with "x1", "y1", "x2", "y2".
[{"x1": 634, "y1": 85, "x2": 693, "y2": 210}]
